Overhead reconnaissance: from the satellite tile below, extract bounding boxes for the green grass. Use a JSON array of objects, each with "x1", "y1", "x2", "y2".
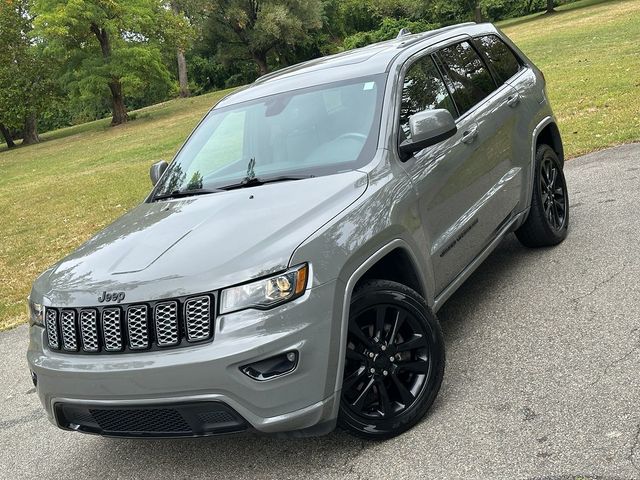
[
  {"x1": 500, "y1": 0, "x2": 640, "y2": 155},
  {"x1": 1, "y1": 0, "x2": 639, "y2": 330}
]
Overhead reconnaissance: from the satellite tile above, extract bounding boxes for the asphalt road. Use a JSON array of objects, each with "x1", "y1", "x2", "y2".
[{"x1": 2, "y1": 144, "x2": 639, "y2": 480}]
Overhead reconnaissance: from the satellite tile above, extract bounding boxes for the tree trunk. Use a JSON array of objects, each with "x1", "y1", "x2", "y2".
[
  {"x1": 474, "y1": 5, "x2": 483, "y2": 23},
  {"x1": 0, "y1": 123, "x2": 16, "y2": 148},
  {"x1": 177, "y1": 48, "x2": 190, "y2": 97},
  {"x1": 108, "y1": 79, "x2": 129, "y2": 126},
  {"x1": 22, "y1": 114, "x2": 40, "y2": 145},
  {"x1": 252, "y1": 52, "x2": 269, "y2": 76},
  {"x1": 546, "y1": 0, "x2": 556, "y2": 13},
  {"x1": 91, "y1": 23, "x2": 128, "y2": 125}
]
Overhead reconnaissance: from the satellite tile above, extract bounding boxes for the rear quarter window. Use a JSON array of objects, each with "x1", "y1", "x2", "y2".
[{"x1": 474, "y1": 35, "x2": 522, "y2": 84}]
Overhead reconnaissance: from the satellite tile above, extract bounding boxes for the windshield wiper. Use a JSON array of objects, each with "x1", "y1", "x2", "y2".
[
  {"x1": 218, "y1": 174, "x2": 315, "y2": 191},
  {"x1": 153, "y1": 188, "x2": 221, "y2": 201}
]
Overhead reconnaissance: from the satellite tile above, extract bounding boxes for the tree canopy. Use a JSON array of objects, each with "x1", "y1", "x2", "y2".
[{"x1": 0, "y1": 0, "x2": 570, "y2": 145}]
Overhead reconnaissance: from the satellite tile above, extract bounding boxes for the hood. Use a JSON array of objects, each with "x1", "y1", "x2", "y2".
[{"x1": 34, "y1": 171, "x2": 368, "y2": 307}]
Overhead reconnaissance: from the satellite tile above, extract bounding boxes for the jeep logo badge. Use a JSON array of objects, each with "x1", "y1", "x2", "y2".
[{"x1": 97, "y1": 291, "x2": 126, "y2": 303}]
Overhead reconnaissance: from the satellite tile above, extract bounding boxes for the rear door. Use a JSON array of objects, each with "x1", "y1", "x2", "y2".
[{"x1": 399, "y1": 39, "x2": 523, "y2": 295}]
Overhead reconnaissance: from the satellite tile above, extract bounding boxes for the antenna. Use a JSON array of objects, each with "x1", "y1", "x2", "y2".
[{"x1": 397, "y1": 28, "x2": 412, "y2": 38}]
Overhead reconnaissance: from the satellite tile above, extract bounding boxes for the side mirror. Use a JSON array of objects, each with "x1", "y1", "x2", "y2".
[
  {"x1": 399, "y1": 109, "x2": 457, "y2": 158},
  {"x1": 150, "y1": 160, "x2": 168, "y2": 186}
]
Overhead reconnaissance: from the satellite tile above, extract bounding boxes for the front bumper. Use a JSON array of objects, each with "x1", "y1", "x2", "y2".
[{"x1": 27, "y1": 281, "x2": 342, "y2": 437}]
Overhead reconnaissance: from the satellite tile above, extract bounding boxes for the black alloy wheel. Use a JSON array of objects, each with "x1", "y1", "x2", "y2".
[
  {"x1": 339, "y1": 280, "x2": 445, "y2": 440},
  {"x1": 540, "y1": 155, "x2": 567, "y2": 231},
  {"x1": 515, "y1": 144, "x2": 569, "y2": 247}
]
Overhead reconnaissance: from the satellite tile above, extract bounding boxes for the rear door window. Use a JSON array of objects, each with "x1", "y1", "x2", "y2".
[
  {"x1": 435, "y1": 41, "x2": 497, "y2": 115},
  {"x1": 399, "y1": 55, "x2": 457, "y2": 142},
  {"x1": 474, "y1": 35, "x2": 521, "y2": 84}
]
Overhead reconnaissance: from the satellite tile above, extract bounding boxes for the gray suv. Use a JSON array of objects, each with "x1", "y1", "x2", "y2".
[{"x1": 27, "y1": 22, "x2": 568, "y2": 440}]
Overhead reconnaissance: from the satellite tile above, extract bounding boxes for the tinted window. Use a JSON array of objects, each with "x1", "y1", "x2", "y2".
[
  {"x1": 475, "y1": 35, "x2": 521, "y2": 84},
  {"x1": 436, "y1": 41, "x2": 496, "y2": 115},
  {"x1": 399, "y1": 56, "x2": 457, "y2": 142}
]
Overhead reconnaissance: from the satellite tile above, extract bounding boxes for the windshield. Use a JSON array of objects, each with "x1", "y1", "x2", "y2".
[{"x1": 153, "y1": 75, "x2": 385, "y2": 198}]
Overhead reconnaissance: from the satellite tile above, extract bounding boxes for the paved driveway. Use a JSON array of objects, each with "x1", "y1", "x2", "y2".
[{"x1": 1, "y1": 144, "x2": 639, "y2": 480}]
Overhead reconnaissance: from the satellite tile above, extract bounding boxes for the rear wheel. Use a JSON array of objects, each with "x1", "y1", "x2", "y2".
[
  {"x1": 516, "y1": 144, "x2": 569, "y2": 247},
  {"x1": 338, "y1": 280, "x2": 445, "y2": 440}
]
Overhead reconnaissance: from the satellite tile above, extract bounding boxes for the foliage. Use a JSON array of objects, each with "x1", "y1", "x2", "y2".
[
  {"x1": 344, "y1": 18, "x2": 439, "y2": 50},
  {"x1": 0, "y1": 0, "x2": 587, "y2": 139},
  {"x1": 206, "y1": 0, "x2": 324, "y2": 75},
  {"x1": 0, "y1": 0, "x2": 58, "y2": 136},
  {"x1": 33, "y1": 0, "x2": 189, "y2": 123}
]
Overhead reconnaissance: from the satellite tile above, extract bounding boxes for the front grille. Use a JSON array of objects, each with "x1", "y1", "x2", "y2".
[
  {"x1": 155, "y1": 301, "x2": 179, "y2": 347},
  {"x1": 127, "y1": 305, "x2": 149, "y2": 350},
  {"x1": 45, "y1": 309, "x2": 59, "y2": 349},
  {"x1": 61, "y1": 310, "x2": 78, "y2": 351},
  {"x1": 80, "y1": 310, "x2": 99, "y2": 352},
  {"x1": 102, "y1": 308, "x2": 123, "y2": 352},
  {"x1": 185, "y1": 296, "x2": 212, "y2": 342},
  {"x1": 44, "y1": 293, "x2": 216, "y2": 354}
]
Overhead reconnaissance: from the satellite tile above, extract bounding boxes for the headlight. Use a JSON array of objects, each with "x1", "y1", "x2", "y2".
[
  {"x1": 220, "y1": 264, "x2": 308, "y2": 315},
  {"x1": 27, "y1": 297, "x2": 44, "y2": 326}
]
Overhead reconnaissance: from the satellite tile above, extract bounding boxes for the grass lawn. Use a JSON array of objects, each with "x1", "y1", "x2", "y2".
[{"x1": 1, "y1": 0, "x2": 639, "y2": 330}]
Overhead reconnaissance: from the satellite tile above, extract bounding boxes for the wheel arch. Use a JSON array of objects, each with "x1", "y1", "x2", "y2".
[
  {"x1": 333, "y1": 239, "x2": 431, "y2": 393},
  {"x1": 352, "y1": 247, "x2": 426, "y2": 299},
  {"x1": 535, "y1": 120, "x2": 564, "y2": 166}
]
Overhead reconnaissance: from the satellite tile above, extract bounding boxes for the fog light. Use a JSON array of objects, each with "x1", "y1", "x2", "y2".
[{"x1": 241, "y1": 351, "x2": 298, "y2": 381}]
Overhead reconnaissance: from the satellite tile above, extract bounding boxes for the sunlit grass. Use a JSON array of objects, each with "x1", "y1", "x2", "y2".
[
  {"x1": 1, "y1": 0, "x2": 639, "y2": 330},
  {"x1": 500, "y1": 0, "x2": 640, "y2": 156}
]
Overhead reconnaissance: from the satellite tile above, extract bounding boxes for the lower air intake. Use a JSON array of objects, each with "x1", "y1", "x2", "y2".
[{"x1": 56, "y1": 402, "x2": 246, "y2": 437}]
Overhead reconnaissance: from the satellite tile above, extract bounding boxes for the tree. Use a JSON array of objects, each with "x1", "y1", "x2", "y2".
[
  {"x1": 168, "y1": 0, "x2": 212, "y2": 98},
  {"x1": 546, "y1": 0, "x2": 555, "y2": 13},
  {"x1": 0, "y1": 123, "x2": 16, "y2": 149},
  {"x1": 0, "y1": 0, "x2": 57, "y2": 145},
  {"x1": 208, "y1": 0, "x2": 324, "y2": 76},
  {"x1": 34, "y1": 0, "x2": 188, "y2": 125}
]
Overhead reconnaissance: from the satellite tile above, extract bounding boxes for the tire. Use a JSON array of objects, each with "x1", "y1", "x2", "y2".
[
  {"x1": 338, "y1": 280, "x2": 445, "y2": 440},
  {"x1": 516, "y1": 144, "x2": 569, "y2": 247}
]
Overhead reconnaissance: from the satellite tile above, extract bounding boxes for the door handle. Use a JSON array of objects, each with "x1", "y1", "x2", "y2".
[
  {"x1": 461, "y1": 124, "x2": 479, "y2": 144},
  {"x1": 507, "y1": 93, "x2": 521, "y2": 107}
]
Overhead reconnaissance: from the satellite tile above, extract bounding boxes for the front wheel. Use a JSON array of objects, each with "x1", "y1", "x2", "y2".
[{"x1": 338, "y1": 280, "x2": 445, "y2": 440}]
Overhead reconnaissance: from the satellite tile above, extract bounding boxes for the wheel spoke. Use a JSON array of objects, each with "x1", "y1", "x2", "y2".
[
  {"x1": 390, "y1": 373, "x2": 415, "y2": 407},
  {"x1": 388, "y1": 310, "x2": 406, "y2": 345},
  {"x1": 375, "y1": 306, "x2": 386, "y2": 341},
  {"x1": 397, "y1": 359, "x2": 430, "y2": 374},
  {"x1": 395, "y1": 334, "x2": 428, "y2": 353},
  {"x1": 552, "y1": 201, "x2": 561, "y2": 228},
  {"x1": 346, "y1": 348, "x2": 367, "y2": 362},
  {"x1": 343, "y1": 366, "x2": 366, "y2": 391},
  {"x1": 348, "y1": 322, "x2": 374, "y2": 349},
  {"x1": 376, "y1": 378, "x2": 392, "y2": 417},
  {"x1": 550, "y1": 167, "x2": 557, "y2": 189},
  {"x1": 351, "y1": 377, "x2": 375, "y2": 412}
]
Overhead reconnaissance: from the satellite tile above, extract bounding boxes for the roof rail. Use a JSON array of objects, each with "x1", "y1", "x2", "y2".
[{"x1": 397, "y1": 28, "x2": 412, "y2": 38}]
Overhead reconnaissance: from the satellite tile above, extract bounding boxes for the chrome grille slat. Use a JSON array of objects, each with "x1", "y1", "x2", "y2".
[
  {"x1": 127, "y1": 305, "x2": 149, "y2": 350},
  {"x1": 155, "y1": 301, "x2": 179, "y2": 347},
  {"x1": 102, "y1": 308, "x2": 123, "y2": 352},
  {"x1": 61, "y1": 310, "x2": 79, "y2": 351},
  {"x1": 80, "y1": 310, "x2": 99, "y2": 352},
  {"x1": 185, "y1": 296, "x2": 212, "y2": 342},
  {"x1": 45, "y1": 308, "x2": 60, "y2": 350}
]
